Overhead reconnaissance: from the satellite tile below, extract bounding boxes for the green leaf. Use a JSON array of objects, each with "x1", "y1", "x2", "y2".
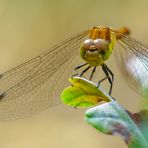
[
  {"x1": 61, "y1": 77, "x2": 110, "y2": 108},
  {"x1": 85, "y1": 101, "x2": 148, "y2": 148}
]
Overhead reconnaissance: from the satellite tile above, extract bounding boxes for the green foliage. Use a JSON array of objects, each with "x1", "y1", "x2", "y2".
[
  {"x1": 85, "y1": 101, "x2": 148, "y2": 148},
  {"x1": 61, "y1": 77, "x2": 148, "y2": 148},
  {"x1": 61, "y1": 77, "x2": 110, "y2": 108}
]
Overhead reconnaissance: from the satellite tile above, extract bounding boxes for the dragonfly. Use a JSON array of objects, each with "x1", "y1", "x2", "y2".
[{"x1": 0, "y1": 26, "x2": 147, "y2": 120}]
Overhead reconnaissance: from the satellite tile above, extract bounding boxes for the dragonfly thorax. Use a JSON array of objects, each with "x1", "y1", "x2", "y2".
[{"x1": 80, "y1": 38, "x2": 111, "y2": 66}]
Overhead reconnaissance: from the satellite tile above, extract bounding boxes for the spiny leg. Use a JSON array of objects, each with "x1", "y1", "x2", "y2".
[
  {"x1": 100, "y1": 64, "x2": 113, "y2": 95},
  {"x1": 72, "y1": 63, "x2": 88, "y2": 77},
  {"x1": 104, "y1": 64, "x2": 114, "y2": 84},
  {"x1": 79, "y1": 65, "x2": 91, "y2": 77},
  {"x1": 74, "y1": 63, "x2": 88, "y2": 70},
  {"x1": 97, "y1": 76, "x2": 108, "y2": 87},
  {"x1": 89, "y1": 66, "x2": 96, "y2": 80},
  {"x1": 97, "y1": 64, "x2": 110, "y2": 87}
]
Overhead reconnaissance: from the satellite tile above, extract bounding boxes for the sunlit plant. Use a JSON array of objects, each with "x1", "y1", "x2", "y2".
[{"x1": 61, "y1": 77, "x2": 148, "y2": 148}]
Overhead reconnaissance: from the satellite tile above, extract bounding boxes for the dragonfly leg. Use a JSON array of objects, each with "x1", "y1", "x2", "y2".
[
  {"x1": 79, "y1": 66, "x2": 91, "y2": 77},
  {"x1": 101, "y1": 64, "x2": 114, "y2": 95},
  {"x1": 74, "y1": 63, "x2": 88, "y2": 70},
  {"x1": 89, "y1": 66, "x2": 96, "y2": 80},
  {"x1": 72, "y1": 63, "x2": 88, "y2": 77},
  {"x1": 97, "y1": 76, "x2": 108, "y2": 87},
  {"x1": 104, "y1": 64, "x2": 114, "y2": 85}
]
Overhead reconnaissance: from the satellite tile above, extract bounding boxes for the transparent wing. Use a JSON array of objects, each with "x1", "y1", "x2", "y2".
[
  {"x1": 0, "y1": 55, "x2": 83, "y2": 120},
  {"x1": 114, "y1": 33, "x2": 148, "y2": 98},
  {"x1": 0, "y1": 30, "x2": 90, "y2": 120}
]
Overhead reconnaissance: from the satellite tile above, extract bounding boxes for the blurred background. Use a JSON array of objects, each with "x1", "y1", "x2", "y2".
[{"x1": 0, "y1": 0, "x2": 147, "y2": 147}]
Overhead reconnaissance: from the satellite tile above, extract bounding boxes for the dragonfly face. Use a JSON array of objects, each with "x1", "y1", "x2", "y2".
[
  {"x1": 80, "y1": 27, "x2": 130, "y2": 67},
  {"x1": 80, "y1": 38, "x2": 110, "y2": 66}
]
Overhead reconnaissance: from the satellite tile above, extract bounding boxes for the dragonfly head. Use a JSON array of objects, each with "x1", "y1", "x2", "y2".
[{"x1": 80, "y1": 39, "x2": 110, "y2": 66}]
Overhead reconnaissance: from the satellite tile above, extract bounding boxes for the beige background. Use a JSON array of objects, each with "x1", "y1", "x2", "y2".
[{"x1": 0, "y1": 0, "x2": 147, "y2": 148}]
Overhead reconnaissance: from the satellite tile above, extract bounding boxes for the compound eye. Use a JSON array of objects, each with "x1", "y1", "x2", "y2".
[
  {"x1": 94, "y1": 39, "x2": 109, "y2": 51},
  {"x1": 82, "y1": 39, "x2": 94, "y2": 49}
]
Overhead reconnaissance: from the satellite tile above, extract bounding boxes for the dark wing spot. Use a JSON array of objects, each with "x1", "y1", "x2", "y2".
[{"x1": 0, "y1": 92, "x2": 6, "y2": 101}]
